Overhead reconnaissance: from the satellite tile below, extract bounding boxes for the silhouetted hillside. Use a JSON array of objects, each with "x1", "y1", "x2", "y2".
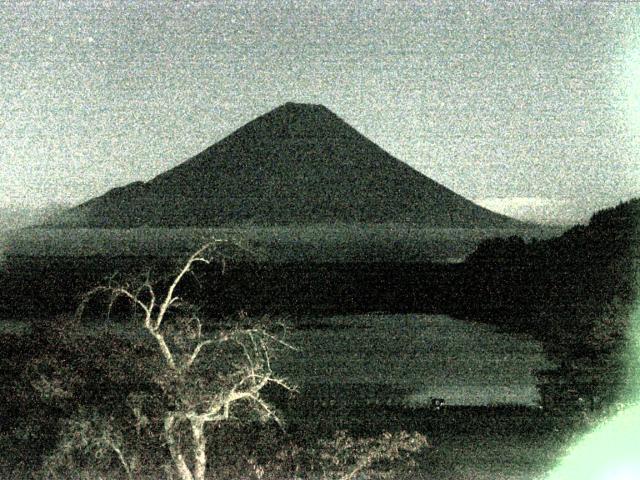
[
  {"x1": 48, "y1": 102, "x2": 521, "y2": 228},
  {"x1": 457, "y1": 198, "x2": 639, "y2": 327}
]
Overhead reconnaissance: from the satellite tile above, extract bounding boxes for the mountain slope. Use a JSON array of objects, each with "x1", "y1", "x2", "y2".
[{"x1": 50, "y1": 102, "x2": 521, "y2": 228}]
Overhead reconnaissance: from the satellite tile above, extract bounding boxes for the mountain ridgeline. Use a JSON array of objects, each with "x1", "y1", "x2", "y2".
[{"x1": 49, "y1": 102, "x2": 520, "y2": 228}]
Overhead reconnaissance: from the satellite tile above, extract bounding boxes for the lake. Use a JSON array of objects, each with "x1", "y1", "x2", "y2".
[
  {"x1": 0, "y1": 313, "x2": 553, "y2": 407},
  {"x1": 273, "y1": 313, "x2": 553, "y2": 407}
]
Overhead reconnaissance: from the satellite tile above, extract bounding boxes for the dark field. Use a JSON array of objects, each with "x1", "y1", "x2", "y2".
[{"x1": 0, "y1": 368, "x2": 587, "y2": 479}]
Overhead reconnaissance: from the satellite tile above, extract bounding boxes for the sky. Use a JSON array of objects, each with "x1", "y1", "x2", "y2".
[{"x1": 1, "y1": 0, "x2": 639, "y2": 224}]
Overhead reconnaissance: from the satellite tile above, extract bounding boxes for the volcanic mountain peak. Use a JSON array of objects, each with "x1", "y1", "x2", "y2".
[
  {"x1": 275, "y1": 101, "x2": 330, "y2": 112},
  {"x1": 221, "y1": 101, "x2": 360, "y2": 146},
  {"x1": 267, "y1": 102, "x2": 335, "y2": 119},
  {"x1": 50, "y1": 103, "x2": 522, "y2": 228}
]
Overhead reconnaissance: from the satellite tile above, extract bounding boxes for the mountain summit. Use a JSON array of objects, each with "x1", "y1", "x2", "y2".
[{"x1": 51, "y1": 102, "x2": 520, "y2": 228}]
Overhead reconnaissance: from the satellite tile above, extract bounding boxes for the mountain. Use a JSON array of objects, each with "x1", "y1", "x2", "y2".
[{"x1": 49, "y1": 102, "x2": 522, "y2": 228}]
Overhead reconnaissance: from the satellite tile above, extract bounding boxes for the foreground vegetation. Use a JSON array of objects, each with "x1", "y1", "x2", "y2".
[
  {"x1": 0, "y1": 307, "x2": 598, "y2": 479},
  {"x1": 0, "y1": 245, "x2": 431, "y2": 479}
]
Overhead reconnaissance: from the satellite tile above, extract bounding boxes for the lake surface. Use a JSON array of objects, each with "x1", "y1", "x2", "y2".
[
  {"x1": 1, "y1": 313, "x2": 553, "y2": 407},
  {"x1": 273, "y1": 314, "x2": 553, "y2": 407}
]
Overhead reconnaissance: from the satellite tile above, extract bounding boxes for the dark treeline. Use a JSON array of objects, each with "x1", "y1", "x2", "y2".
[
  {"x1": 2, "y1": 199, "x2": 636, "y2": 327},
  {"x1": 451, "y1": 201, "x2": 638, "y2": 335}
]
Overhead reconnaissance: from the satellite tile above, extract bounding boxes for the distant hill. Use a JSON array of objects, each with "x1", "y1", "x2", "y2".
[
  {"x1": 0, "y1": 204, "x2": 67, "y2": 232},
  {"x1": 0, "y1": 204, "x2": 68, "y2": 265},
  {"x1": 460, "y1": 197, "x2": 639, "y2": 323},
  {"x1": 49, "y1": 102, "x2": 522, "y2": 228}
]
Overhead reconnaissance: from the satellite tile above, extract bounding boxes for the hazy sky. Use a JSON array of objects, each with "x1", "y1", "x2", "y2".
[{"x1": 1, "y1": 1, "x2": 639, "y2": 223}]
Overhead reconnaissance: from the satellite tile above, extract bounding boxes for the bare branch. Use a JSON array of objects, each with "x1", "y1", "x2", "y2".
[
  {"x1": 248, "y1": 393, "x2": 282, "y2": 426},
  {"x1": 112, "y1": 288, "x2": 151, "y2": 316},
  {"x1": 106, "y1": 439, "x2": 134, "y2": 480},
  {"x1": 194, "y1": 316, "x2": 202, "y2": 339},
  {"x1": 164, "y1": 414, "x2": 194, "y2": 480},
  {"x1": 151, "y1": 330, "x2": 177, "y2": 370},
  {"x1": 185, "y1": 339, "x2": 216, "y2": 369},
  {"x1": 267, "y1": 375, "x2": 296, "y2": 392},
  {"x1": 141, "y1": 277, "x2": 156, "y2": 317},
  {"x1": 243, "y1": 327, "x2": 300, "y2": 352},
  {"x1": 234, "y1": 336, "x2": 256, "y2": 374},
  {"x1": 75, "y1": 285, "x2": 111, "y2": 321},
  {"x1": 71, "y1": 241, "x2": 298, "y2": 480},
  {"x1": 155, "y1": 243, "x2": 215, "y2": 331}
]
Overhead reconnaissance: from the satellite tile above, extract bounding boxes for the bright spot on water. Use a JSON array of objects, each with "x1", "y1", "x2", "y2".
[{"x1": 544, "y1": 403, "x2": 640, "y2": 480}]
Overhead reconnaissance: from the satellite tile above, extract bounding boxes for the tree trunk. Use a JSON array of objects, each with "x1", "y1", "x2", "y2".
[
  {"x1": 191, "y1": 418, "x2": 207, "y2": 480},
  {"x1": 164, "y1": 414, "x2": 194, "y2": 480}
]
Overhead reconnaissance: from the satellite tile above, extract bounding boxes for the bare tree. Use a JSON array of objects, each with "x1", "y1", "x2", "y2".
[
  {"x1": 34, "y1": 242, "x2": 430, "y2": 479},
  {"x1": 74, "y1": 242, "x2": 296, "y2": 480}
]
